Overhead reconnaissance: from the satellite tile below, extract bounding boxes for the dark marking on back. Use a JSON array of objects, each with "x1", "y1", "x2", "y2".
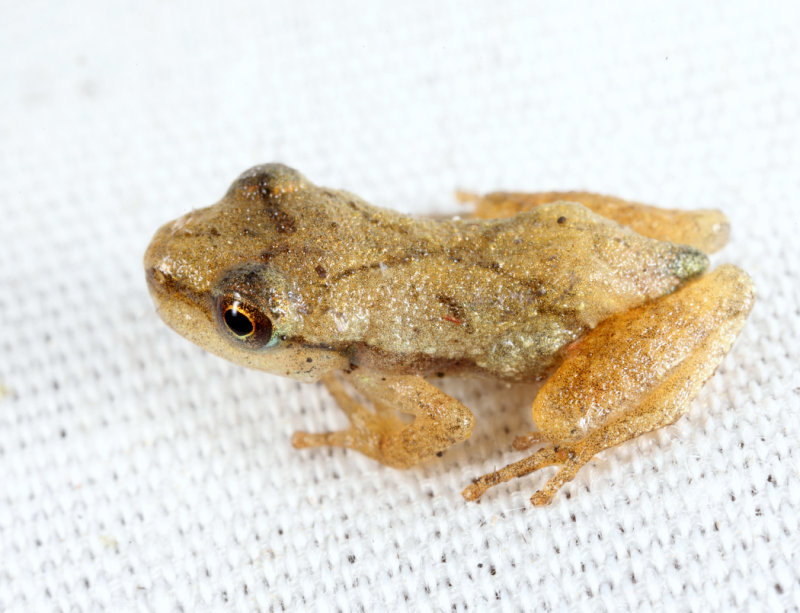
[
  {"x1": 437, "y1": 294, "x2": 472, "y2": 333},
  {"x1": 264, "y1": 206, "x2": 296, "y2": 234},
  {"x1": 260, "y1": 243, "x2": 292, "y2": 262}
]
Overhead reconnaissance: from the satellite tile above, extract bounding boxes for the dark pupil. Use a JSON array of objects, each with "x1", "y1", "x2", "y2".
[{"x1": 224, "y1": 306, "x2": 254, "y2": 337}]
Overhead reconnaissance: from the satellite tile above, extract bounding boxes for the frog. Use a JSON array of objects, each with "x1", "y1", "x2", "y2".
[{"x1": 144, "y1": 163, "x2": 754, "y2": 506}]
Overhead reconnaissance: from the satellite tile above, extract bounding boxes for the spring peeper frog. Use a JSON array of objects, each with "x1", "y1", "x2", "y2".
[{"x1": 144, "y1": 164, "x2": 754, "y2": 505}]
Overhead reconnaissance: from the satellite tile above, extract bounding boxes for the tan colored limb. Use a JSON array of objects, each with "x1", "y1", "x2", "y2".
[
  {"x1": 460, "y1": 190, "x2": 730, "y2": 253},
  {"x1": 291, "y1": 373, "x2": 395, "y2": 457},
  {"x1": 463, "y1": 344, "x2": 744, "y2": 506},
  {"x1": 462, "y1": 446, "x2": 565, "y2": 501},
  {"x1": 293, "y1": 369, "x2": 475, "y2": 469},
  {"x1": 463, "y1": 265, "x2": 755, "y2": 505}
]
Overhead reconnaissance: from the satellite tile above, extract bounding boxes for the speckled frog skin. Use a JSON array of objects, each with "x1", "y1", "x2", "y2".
[{"x1": 145, "y1": 164, "x2": 754, "y2": 505}]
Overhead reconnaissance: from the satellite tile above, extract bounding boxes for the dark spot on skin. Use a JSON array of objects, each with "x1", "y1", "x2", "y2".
[
  {"x1": 315, "y1": 265, "x2": 327, "y2": 278},
  {"x1": 306, "y1": 357, "x2": 313, "y2": 363},
  {"x1": 437, "y1": 294, "x2": 471, "y2": 332},
  {"x1": 230, "y1": 172, "x2": 296, "y2": 234},
  {"x1": 229, "y1": 171, "x2": 279, "y2": 201},
  {"x1": 331, "y1": 249, "x2": 433, "y2": 283},
  {"x1": 557, "y1": 216, "x2": 567, "y2": 224},
  {"x1": 264, "y1": 206, "x2": 296, "y2": 234},
  {"x1": 208, "y1": 227, "x2": 220, "y2": 237},
  {"x1": 256, "y1": 173, "x2": 276, "y2": 196},
  {"x1": 260, "y1": 243, "x2": 292, "y2": 262}
]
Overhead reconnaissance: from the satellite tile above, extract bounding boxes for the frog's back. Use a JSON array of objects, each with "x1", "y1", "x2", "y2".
[{"x1": 292, "y1": 195, "x2": 707, "y2": 382}]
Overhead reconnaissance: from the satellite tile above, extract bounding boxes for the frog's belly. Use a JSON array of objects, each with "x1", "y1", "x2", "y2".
[{"x1": 350, "y1": 320, "x2": 578, "y2": 382}]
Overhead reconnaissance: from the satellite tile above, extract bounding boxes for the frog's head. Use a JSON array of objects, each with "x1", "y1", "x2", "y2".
[{"x1": 144, "y1": 163, "x2": 349, "y2": 381}]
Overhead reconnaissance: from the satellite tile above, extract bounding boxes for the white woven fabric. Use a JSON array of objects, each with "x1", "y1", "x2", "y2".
[{"x1": 2, "y1": 2, "x2": 799, "y2": 610}]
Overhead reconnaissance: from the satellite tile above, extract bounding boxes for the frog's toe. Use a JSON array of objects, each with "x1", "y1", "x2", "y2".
[
  {"x1": 291, "y1": 429, "x2": 354, "y2": 449},
  {"x1": 512, "y1": 430, "x2": 547, "y2": 451},
  {"x1": 530, "y1": 460, "x2": 583, "y2": 506},
  {"x1": 461, "y1": 481, "x2": 486, "y2": 502},
  {"x1": 462, "y1": 446, "x2": 563, "y2": 502}
]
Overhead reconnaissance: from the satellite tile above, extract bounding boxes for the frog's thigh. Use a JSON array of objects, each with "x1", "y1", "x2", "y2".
[
  {"x1": 534, "y1": 265, "x2": 753, "y2": 445},
  {"x1": 293, "y1": 369, "x2": 475, "y2": 469},
  {"x1": 466, "y1": 191, "x2": 729, "y2": 253},
  {"x1": 521, "y1": 327, "x2": 744, "y2": 506},
  {"x1": 465, "y1": 265, "x2": 754, "y2": 505}
]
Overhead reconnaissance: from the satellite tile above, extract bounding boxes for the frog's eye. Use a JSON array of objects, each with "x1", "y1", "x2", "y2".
[
  {"x1": 223, "y1": 303, "x2": 255, "y2": 337},
  {"x1": 217, "y1": 295, "x2": 273, "y2": 347}
]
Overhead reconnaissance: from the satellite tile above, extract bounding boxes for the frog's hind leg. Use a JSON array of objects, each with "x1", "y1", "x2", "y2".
[
  {"x1": 292, "y1": 369, "x2": 475, "y2": 469},
  {"x1": 463, "y1": 264, "x2": 755, "y2": 506},
  {"x1": 459, "y1": 190, "x2": 730, "y2": 253},
  {"x1": 462, "y1": 445, "x2": 579, "y2": 504}
]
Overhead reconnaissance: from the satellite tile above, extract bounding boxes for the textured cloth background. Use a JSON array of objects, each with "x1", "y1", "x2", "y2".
[{"x1": 2, "y1": 1, "x2": 799, "y2": 611}]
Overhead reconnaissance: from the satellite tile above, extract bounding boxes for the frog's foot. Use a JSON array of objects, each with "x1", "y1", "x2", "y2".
[
  {"x1": 462, "y1": 444, "x2": 587, "y2": 506},
  {"x1": 466, "y1": 265, "x2": 755, "y2": 506},
  {"x1": 291, "y1": 372, "x2": 407, "y2": 467},
  {"x1": 511, "y1": 430, "x2": 548, "y2": 451},
  {"x1": 293, "y1": 370, "x2": 475, "y2": 469}
]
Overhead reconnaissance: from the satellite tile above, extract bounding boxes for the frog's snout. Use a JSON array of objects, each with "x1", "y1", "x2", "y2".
[
  {"x1": 143, "y1": 220, "x2": 201, "y2": 309},
  {"x1": 144, "y1": 260, "x2": 169, "y2": 299},
  {"x1": 143, "y1": 223, "x2": 172, "y2": 299},
  {"x1": 144, "y1": 218, "x2": 218, "y2": 351}
]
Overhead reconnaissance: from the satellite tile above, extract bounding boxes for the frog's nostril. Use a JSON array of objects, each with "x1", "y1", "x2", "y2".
[{"x1": 145, "y1": 263, "x2": 171, "y2": 294}]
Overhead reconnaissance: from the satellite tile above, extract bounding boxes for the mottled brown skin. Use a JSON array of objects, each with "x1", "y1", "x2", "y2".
[
  {"x1": 462, "y1": 190, "x2": 731, "y2": 254},
  {"x1": 144, "y1": 163, "x2": 754, "y2": 505}
]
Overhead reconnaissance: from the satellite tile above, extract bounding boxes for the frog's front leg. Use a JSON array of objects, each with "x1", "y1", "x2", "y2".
[
  {"x1": 464, "y1": 264, "x2": 755, "y2": 506},
  {"x1": 292, "y1": 369, "x2": 476, "y2": 469}
]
